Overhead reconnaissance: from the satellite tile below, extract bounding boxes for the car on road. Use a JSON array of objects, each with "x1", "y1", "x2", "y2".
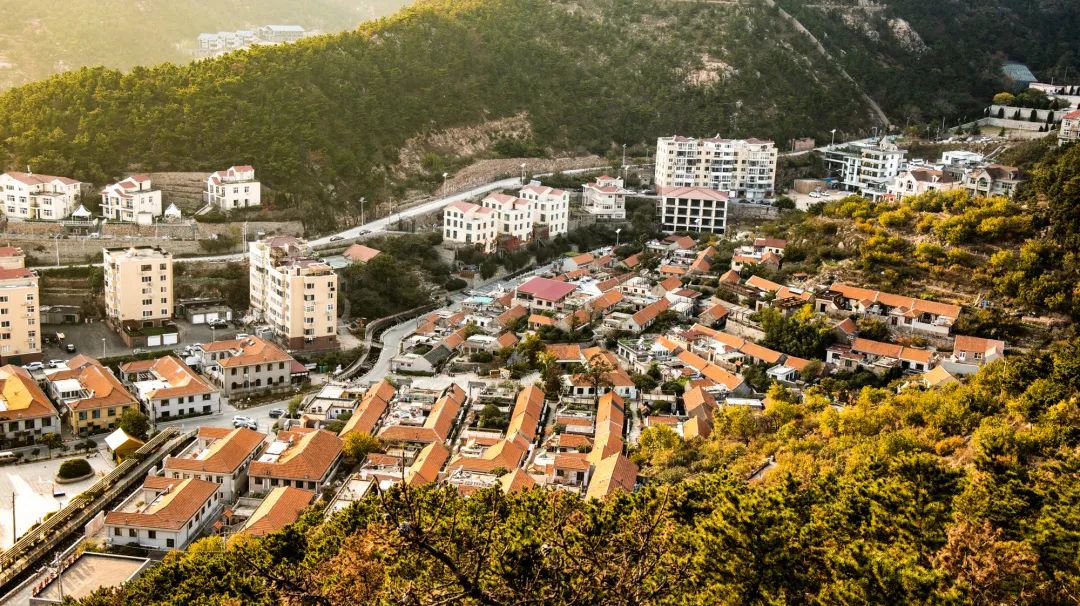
[
  {"x1": 132, "y1": 348, "x2": 146, "y2": 355},
  {"x1": 208, "y1": 319, "x2": 229, "y2": 329},
  {"x1": 269, "y1": 408, "x2": 288, "y2": 419},
  {"x1": 357, "y1": 229, "x2": 370, "y2": 236},
  {"x1": 23, "y1": 362, "x2": 44, "y2": 371},
  {"x1": 48, "y1": 359, "x2": 65, "y2": 368},
  {"x1": 809, "y1": 191, "x2": 821, "y2": 198},
  {"x1": 232, "y1": 415, "x2": 257, "y2": 429},
  {"x1": 65, "y1": 343, "x2": 77, "y2": 353},
  {"x1": 329, "y1": 235, "x2": 345, "y2": 242}
]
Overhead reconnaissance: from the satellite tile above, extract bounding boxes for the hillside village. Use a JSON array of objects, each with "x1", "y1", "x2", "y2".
[{"x1": 0, "y1": 74, "x2": 1078, "y2": 602}]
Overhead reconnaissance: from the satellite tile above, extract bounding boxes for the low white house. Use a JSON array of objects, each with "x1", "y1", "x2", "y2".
[
  {"x1": 118, "y1": 356, "x2": 222, "y2": 422},
  {"x1": 105, "y1": 477, "x2": 223, "y2": 550},
  {"x1": 581, "y1": 175, "x2": 631, "y2": 219},
  {"x1": 162, "y1": 426, "x2": 266, "y2": 501},
  {"x1": 442, "y1": 201, "x2": 498, "y2": 252},
  {"x1": 205, "y1": 166, "x2": 261, "y2": 211},
  {"x1": 0, "y1": 171, "x2": 82, "y2": 221},
  {"x1": 101, "y1": 175, "x2": 163, "y2": 223}
]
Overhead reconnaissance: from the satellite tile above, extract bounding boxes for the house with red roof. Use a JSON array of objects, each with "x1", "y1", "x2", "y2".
[
  {"x1": 514, "y1": 277, "x2": 578, "y2": 312},
  {"x1": 205, "y1": 166, "x2": 260, "y2": 210},
  {"x1": 442, "y1": 200, "x2": 498, "y2": 252},
  {"x1": 582, "y1": 175, "x2": 631, "y2": 219},
  {"x1": 106, "y1": 477, "x2": 223, "y2": 550},
  {"x1": 101, "y1": 175, "x2": 163, "y2": 223},
  {"x1": 1059, "y1": 109, "x2": 1080, "y2": 146},
  {"x1": 0, "y1": 171, "x2": 83, "y2": 221},
  {"x1": 119, "y1": 355, "x2": 222, "y2": 423}
]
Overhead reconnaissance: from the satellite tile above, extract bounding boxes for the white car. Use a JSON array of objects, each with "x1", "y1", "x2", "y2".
[
  {"x1": 809, "y1": 191, "x2": 821, "y2": 198},
  {"x1": 232, "y1": 415, "x2": 257, "y2": 429},
  {"x1": 23, "y1": 362, "x2": 44, "y2": 371}
]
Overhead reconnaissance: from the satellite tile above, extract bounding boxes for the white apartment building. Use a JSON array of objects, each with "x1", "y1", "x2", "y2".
[
  {"x1": 205, "y1": 165, "x2": 261, "y2": 211},
  {"x1": 101, "y1": 175, "x2": 163, "y2": 223},
  {"x1": 581, "y1": 175, "x2": 631, "y2": 219},
  {"x1": 824, "y1": 138, "x2": 907, "y2": 200},
  {"x1": 0, "y1": 249, "x2": 40, "y2": 365},
  {"x1": 481, "y1": 193, "x2": 533, "y2": 243},
  {"x1": 1059, "y1": 109, "x2": 1080, "y2": 146},
  {"x1": 443, "y1": 201, "x2": 498, "y2": 252},
  {"x1": 248, "y1": 237, "x2": 337, "y2": 351},
  {"x1": 102, "y1": 246, "x2": 174, "y2": 330},
  {"x1": 0, "y1": 171, "x2": 82, "y2": 221},
  {"x1": 518, "y1": 181, "x2": 569, "y2": 236},
  {"x1": 657, "y1": 186, "x2": 729, "y2": 234},
  {"x1": 654, "y1": 136, "x2": 777, "y2": 200}
]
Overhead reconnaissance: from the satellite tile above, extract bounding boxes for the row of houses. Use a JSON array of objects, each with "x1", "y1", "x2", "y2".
[
  {"x1": 0, "y1": 335, "x2": 305, "y2": 446},
  {"x1": 0, "y1": 165, "x2": 260, "y2": 224}
]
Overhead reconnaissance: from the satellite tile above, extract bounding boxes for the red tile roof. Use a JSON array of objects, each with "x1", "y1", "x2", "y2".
[
  {"x1": 240, "y1": 487, "x2": 314, "y2": 537},
  {"x1": 517, "y1": 277, "x2": 577, "y2": 302}
]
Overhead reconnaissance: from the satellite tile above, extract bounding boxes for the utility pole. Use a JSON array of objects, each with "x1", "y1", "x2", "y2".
[
  {"x1": 621, "y1": 143, "x2": 627, "y2": 171},
  {"x1": 11, "y1": 493, "x2": 15, "y2": 544},
  {"x1": 51, "y1": 553, "x2": 65, "y2": 602},
  {"x1": 359, "y1": 197, "x2": 366, "y2": 226}
]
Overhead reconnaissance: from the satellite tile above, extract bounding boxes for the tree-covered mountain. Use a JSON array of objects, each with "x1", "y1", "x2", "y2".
[
  {"x1": 0, "y1": 0, "x2": 1076, "y2": 232},
  {"x1": 0, "y1": 0, "x2": 410, "y2": 90}
]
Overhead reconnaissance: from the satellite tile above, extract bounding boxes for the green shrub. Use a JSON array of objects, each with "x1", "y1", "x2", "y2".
[{"x1": 58, "y1": 458, "x2": 92, "y2": 479}]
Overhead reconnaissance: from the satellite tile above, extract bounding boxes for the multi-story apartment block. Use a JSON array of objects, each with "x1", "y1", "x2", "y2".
[
  {"x1": 481, "y1": 193, "x2": 533, "y2": 243},
  {"x1": 205, "y1": 165, "x2": 261, "y2": 211},
  {"x1": 119, "y1": 356, "x2": 222, "y2": 422},
  {"x1": 0, "y1": 171, "x2": 82, "y2": 221},
  {"x1": 824, "y1": 138, "x2": 907, "y2": 200},
  {"x1": 581, "y1": 175, "x2": 631, "y2": 219},
  {"x1": 47, "y1": 355, "x2": 140, "y2": 436},
  {"x1": 0, "y1": 249, "x2": 41, "y2": 364},
  {"x1": 162, "y1": 426, "x2": 266, "y2": 501},
  {"x1": 195, "y1": 336, "x2": 300, "y2": 398},
  {"x1": 103, "y1": 247, "x2": 174, "y2": 330},
  {"x1": 654, "y1": 136, "x2": 777, "y2": 200},
  {"x1": 248, "y1": 236, "x2": 338, "y2": 351},
  {"x1": 442, "y1": 201, "x2": 498, "y2": 252},
  {"x1": 518, "y1": 181, "x2": 569, "y2": 236},
  {"x1": 1059, "y1": 109, "x2": 1080, "y2": 146},
  {"x1": 657, "y1": 186, "x2": 729, "y2": 234},
  {"x1": 963, "y1": 164, "x2": 1024, "y2": 198},
  {"x1": 100, "y1": 175, "x2": 163, "y2": 223},
  {"x1": 0, "y1": 365, "x2": 59, "y2": 446}
]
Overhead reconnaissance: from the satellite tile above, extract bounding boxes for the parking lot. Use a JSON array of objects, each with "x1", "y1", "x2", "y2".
[{"x1": 41, "y1": 319, "x2": 241, "y2": 361}]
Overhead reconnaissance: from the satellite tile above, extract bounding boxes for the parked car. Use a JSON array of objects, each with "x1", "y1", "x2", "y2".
[
  {"x1": 48, "y1": 359, "x2": 65, "y2": 368},
  {"x1": 208, "y1": 319, "x2": 228, "y2": 329},
  {"x1": 23, "y1": 362, "x2": 44, "y2": 371},
  {"x1": 132, "y1": 348, "x2": 146, "y2": 355},
  {"x1": 65, "y1": 343, "x2": 77, "y2": 353},
  {"x1": 809, "y1": 191, "x2": 821, "y2": 198},
  {"x1": 269, "y1": 408, "x2": 288, "y2": 419},
  {"x1": 329, "y1": 235, "x2": 345, "y2": 242},
  {"x1": 232, "y1": 415, "x2": 257, "y2": 429}
]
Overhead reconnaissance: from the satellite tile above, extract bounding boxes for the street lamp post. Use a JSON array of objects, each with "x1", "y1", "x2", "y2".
[
  {"x1": 622, "y1": 143, "x2": 627, "y2": 171},
  {"x1": 359, "y1": 197, "x2": 366, "y2": 226},
  {"x1": 830, "y1": 128, "x2": 837, "y2": 147},
  {"x1": 615, "y1": 228, "x2": 622, "y2": 248},
  {"x1": 520, "y1": 163, "x2": 527, "y2": 184},
  {"x1": 442, "y1": 173, "x2": 449, "y2": 196},
  {"x1": 101, "y1": 338, "x2": 106, "y2": 357}
]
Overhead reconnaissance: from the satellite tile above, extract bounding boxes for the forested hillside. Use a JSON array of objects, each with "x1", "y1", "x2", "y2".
[
  {"x1": 0, "y1": 0, "x2": 409, "y2": 90},
  {"x1": 775, "y1": 0, "x2": 1080, "y2": 125},
  {"x1": 2, "y1": 0, "x2": 878, "y2": 231}
]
